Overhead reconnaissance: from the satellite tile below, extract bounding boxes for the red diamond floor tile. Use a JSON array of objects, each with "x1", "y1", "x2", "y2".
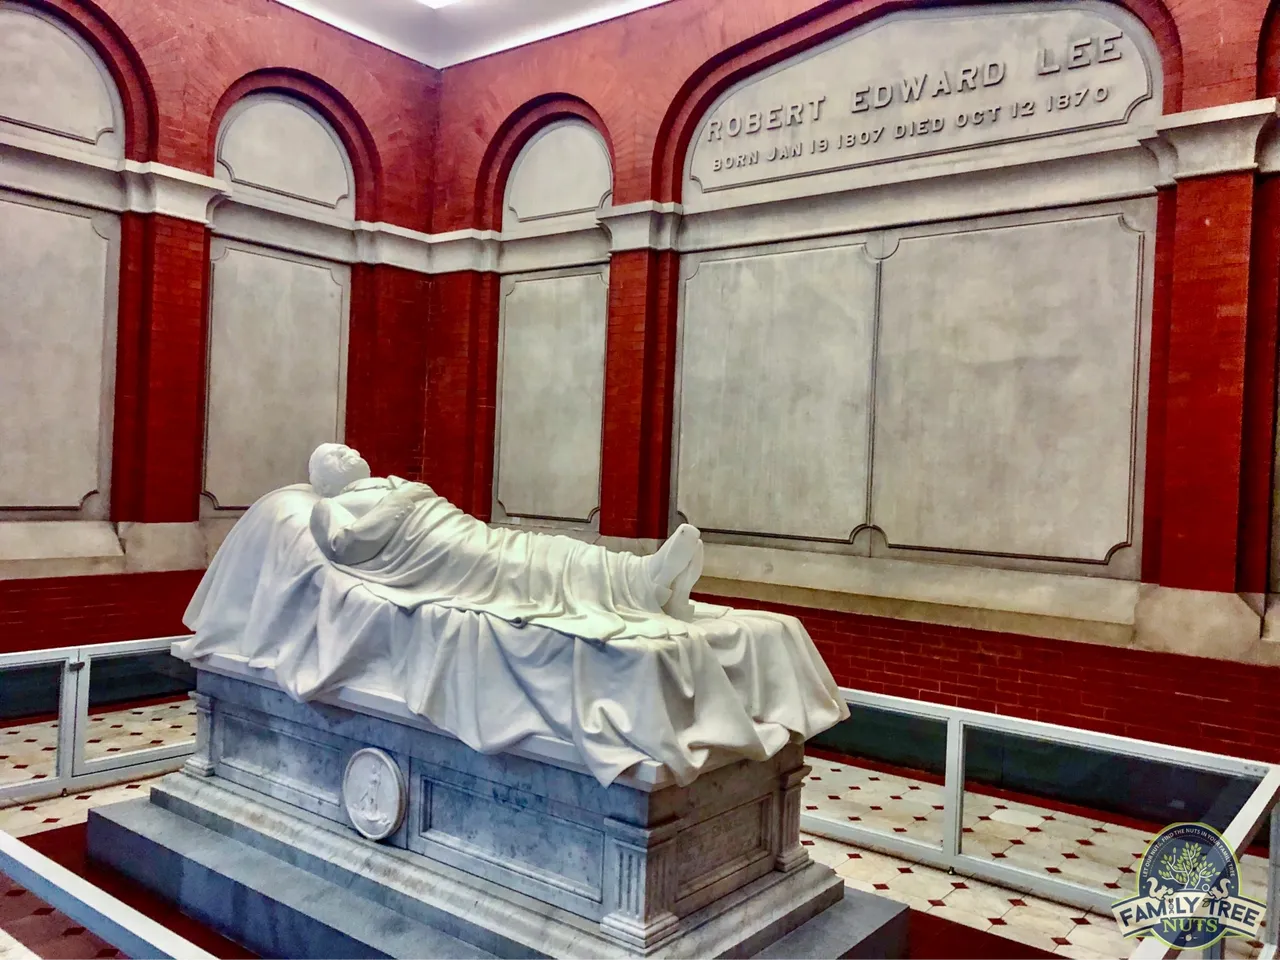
[{"x1": 0, "y1": 875, "x2": 120, "y2": 960}]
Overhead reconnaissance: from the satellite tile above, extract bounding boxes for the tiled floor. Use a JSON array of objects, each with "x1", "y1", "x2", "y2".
[
  {"x1": 82, "y1": 701, "x2": 196, "y2": 763},
  {"x1": 0, "y1": 775, "x2": 170, "y2": 960},
  {"x1": 0, "y1": 928, "x2": 39, "y2": 960},
  {"x1": 0, "y1": 734, "x2": 1272, "y2": 960},
  {"x1": 0, "y1": 875, "x2": 120, "y2": 960},
  {"x1": 801, "y1": 755, "x2": 1269, "y2": 959},
  {"x1": 0, "y1": 700, "x2": 192, "y2": 960},
  {"x1": 0, "y1": 777, "x2": 165, "y2": 838},
  {"x1": 0, "y1": 700, "x2": 195, "y2": 790},
  {"x1": 0, "y1": 724, "x2": 55, "y2": 790}
]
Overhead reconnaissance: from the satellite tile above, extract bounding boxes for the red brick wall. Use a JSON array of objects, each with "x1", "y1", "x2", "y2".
[
  {"x1": 1239, "y1": 174, "x2": 1280, "y2": 594},
  {"x1": 1159, "y1": 173, "x2": 1257, "y2": 591},
  {"x1": 600, "y1": 249, "x2": 680, "y2": 538},
  {"x1": 4, "y1": 0, "x2": 443, "y2": 648},
  {"x1": 600, "y1": 251, "x2": 653, "y2": 538},
  {"x1": 347, "y1": 266, "x2": 433, "y2": 482},
  {"x1": 425, "y1": 0, "x2": 1280, "y2": 738},
  {"x1": 30, "y1": 0, "x2": 443, "y2": 525},
  {"x1": 0, "y1": 573, "x2": 203, "y2": 655},
  {"x1": 429, "y1": 0, "x2": 1231, "y2": 568},
  {"x1": 423, "y1": 271, "x2": 501, "y2": 517},
  {"x1": 110, "y1": 215, "x2": 211, "y2": 524},
  {"x1": 11, "y1": 0, "x2": 1280, "y2": 740}
]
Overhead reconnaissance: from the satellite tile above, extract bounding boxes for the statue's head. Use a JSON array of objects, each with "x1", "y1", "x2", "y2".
[{"x1": 309, "y1": 443, "x2": 371, "y2": 497}]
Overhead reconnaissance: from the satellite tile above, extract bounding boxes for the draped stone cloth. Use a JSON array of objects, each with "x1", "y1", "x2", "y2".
[
  {"x1": 174, "y1": 483, "x2": 849, "y2": 787},
  {"x1": 305, "y1": 476, "x2": 680, "y2": 641}
]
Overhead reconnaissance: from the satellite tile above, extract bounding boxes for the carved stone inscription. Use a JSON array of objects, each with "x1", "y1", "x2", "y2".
[{"x1": 688, "y1": 4, "x2": 1155, "y2": 191}]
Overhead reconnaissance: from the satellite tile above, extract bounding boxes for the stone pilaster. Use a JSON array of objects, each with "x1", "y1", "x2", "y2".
[
  {"x1": 599, "y1": 816, "x2": 683, "y2": 949},
  {"x1": 775, "y1": 764, "x2": 811, "y2": 873},
  {"x1": 182, "y1": 690, "x2": 216, "y2": 777}
]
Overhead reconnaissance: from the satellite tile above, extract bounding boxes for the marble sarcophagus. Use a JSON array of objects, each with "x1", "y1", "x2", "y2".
[{"x1": 88, "y1": 655, "x2": 905, "y2": 958}]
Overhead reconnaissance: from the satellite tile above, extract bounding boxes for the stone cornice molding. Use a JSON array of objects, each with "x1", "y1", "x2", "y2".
[
  {"x1": 122, "y1": 161, "x2": 229, "y2": 223},
  {"x1": 9, "y1": 97, "x2": 1280, "y2": 274},
  {"x1": 352, "y1": 222, "x2": 500, "y2": 274},
  {"x1": 1142, "y1": 98, "x2": 1279, "y2": 181},
  {"x1": 598, "y1": 201, "x2": 682, "y2": 253},
  {"x1": 0, "y1": 132, "x2": 591, "y2": 273}
]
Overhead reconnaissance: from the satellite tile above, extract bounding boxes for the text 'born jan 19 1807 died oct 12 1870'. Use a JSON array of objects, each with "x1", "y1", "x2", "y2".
[{"x1": 690, "y1": 10, "x2": 1154, "y2": 187}]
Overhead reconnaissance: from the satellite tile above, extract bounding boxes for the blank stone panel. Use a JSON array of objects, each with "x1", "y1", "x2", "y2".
[
  {"x1": 217, "y1": 97, "x2": 353, "y2": 215},
  {"x1": 504, "y1": 121, "x2": 612, "y2": 227},
  {"x1": 0, "y1": 4, "x2": 121, "y2": 155},
  {"x1": 0, "y1": 198, "x2": 111, "y2": 508},
  {"x1": 677, "y1": 244, "x2": 876, "y2": 540},
  {"x1": 872, "y1": 215, "x2": 1143, "y2": 561},
  {"x1": 204, "y1": 244, "x2": 348, "y2": 510},
  {"x1": 496, "y1": 270, "x2": 608, "y2": 522}
]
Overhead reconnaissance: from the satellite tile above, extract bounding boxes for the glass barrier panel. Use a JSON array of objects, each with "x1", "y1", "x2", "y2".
[
  {"x1": 803, "y1": 703, "x2": 948, "y2": 849},
  {"x1": 960, "y1": 727, "x2": 1266, "y2": 910},
  {"x1": 83, "y1": 651, "x2": 196, "y2": 764},
  {"x1": 0, "y1": 662, "x2": 62, "y2": 788}
]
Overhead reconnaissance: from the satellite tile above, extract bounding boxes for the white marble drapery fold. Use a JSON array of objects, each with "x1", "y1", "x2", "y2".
[
  {"x1": 174, "y1": 485, "x2": 849, "y2": 786},
  {"x1": 307, "y1": 476, "x2": 674, "y2": 640}
]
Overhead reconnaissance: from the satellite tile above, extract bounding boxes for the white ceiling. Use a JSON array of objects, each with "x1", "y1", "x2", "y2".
[{"x1": 270, "y1": 0, "x2": 679, "y2": 68}]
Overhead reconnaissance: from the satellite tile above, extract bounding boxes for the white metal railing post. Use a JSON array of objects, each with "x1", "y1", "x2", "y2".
[
  {"x1": 1261, "y1": 802, "x2": 1280, "y2": 960},
  {"x1": 941, "y1": 716, "x2": 965, "y2": 858},
  {"x1": 67, "y1": 647, "x2": 89, "y2": 777},
  {"x1": 54, "y1": 652, "x2": 81, "y2": 781}
]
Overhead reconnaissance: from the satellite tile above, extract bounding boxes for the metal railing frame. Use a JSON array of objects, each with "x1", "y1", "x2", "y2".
[
  {"x1": 0, "y1": 636, "x2": 196, "y2": 808},
  {"x1": 799, "y1": 687, "x2": 1280, "y2": 960},
  {"x1": 4, "y1": 650, "x2": 1277, "y2": 958}
]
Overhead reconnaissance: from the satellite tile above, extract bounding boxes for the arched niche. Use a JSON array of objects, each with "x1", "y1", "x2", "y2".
[
  {"x1": 671, "y1": 1, "x2": 1162, "y2": 581},
  {"x1": 502, "y1": 119, "x2": 613, "y2": 229},
  {"x1": 0, "y1": 3, "x2": 125, "y2": 521},
  {"x1": 0, "y1": 1, "x2": 125, "y2": 158},
  {"x1": 202, "y1": 93, "x2": 354, "y2": 515},
  {"x1": 493, "y1": 118, "x2": 613, "y2": 530},
  {"x1": 215, "y1": 92, "x2": 355, "y2": 218}
]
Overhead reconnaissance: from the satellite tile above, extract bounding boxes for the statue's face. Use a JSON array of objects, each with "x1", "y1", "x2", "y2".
[
  {"x1": 310, "y1": 443, "x2": 371, "y2": 496},
  {"x1": 334, "y1": 446, "x2": 371, "y2": 485}
]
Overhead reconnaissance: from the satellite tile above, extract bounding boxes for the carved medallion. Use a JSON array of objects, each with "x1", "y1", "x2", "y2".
[{"x1": 341, "y1": 748, "x2": 405, "y2": 841}]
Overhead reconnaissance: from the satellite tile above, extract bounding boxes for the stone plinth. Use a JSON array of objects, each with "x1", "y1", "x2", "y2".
[{"x1": 87, "y1": 666, "x2": 905, "y2": 958}]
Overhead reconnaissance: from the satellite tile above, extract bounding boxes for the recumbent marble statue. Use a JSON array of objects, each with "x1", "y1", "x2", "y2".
[
  {"x1": 305, "y1": 442, "x2": 708, "y2": 629},
  {"x1": 175, "y1": 443, "x2": 848, "y2": 786}
]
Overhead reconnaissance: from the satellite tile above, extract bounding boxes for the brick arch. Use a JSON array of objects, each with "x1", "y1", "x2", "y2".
[
  {"x1": 651, "y1": 0, "x2": 1183, "y2": 203},
  {"x1": 209, "y1": 69, "x2": 382, "y2": 222},
  {"x1": 24, "y1": 0, "x2": 157, "y2": 161},
  {"x1": 474, "y1": 94, "x2": 614, "y2": 232},
  {"x1": 1257, "y1": 0, "x2": 1280, "y2": 95}
]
